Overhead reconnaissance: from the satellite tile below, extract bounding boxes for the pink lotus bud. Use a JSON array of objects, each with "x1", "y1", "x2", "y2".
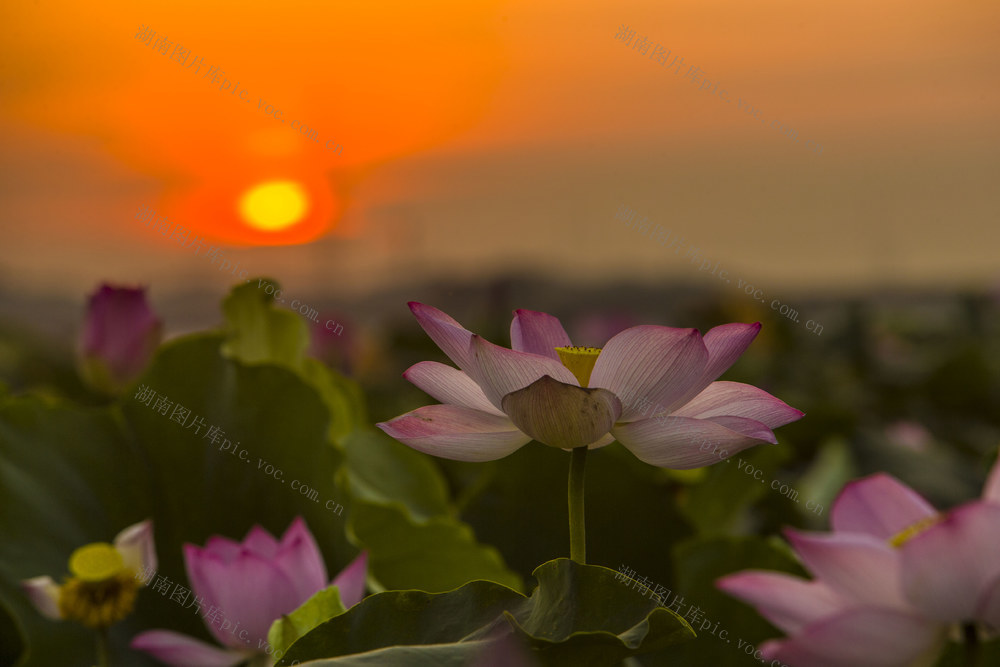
[
  {"x1": 132, "y1": 517, "x2": 367, "y2": 664},
  {"x1": 78, "y1": 284, "x2": 163, "y2": 394}
]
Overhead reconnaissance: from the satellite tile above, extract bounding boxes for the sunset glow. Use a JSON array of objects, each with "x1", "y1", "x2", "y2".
[
  {"x1": 0, "y1": 0, "x2": 505, "y2": 249},
  {"x1": 238, "y1": 181, "x2": 310, "y2": 232}
]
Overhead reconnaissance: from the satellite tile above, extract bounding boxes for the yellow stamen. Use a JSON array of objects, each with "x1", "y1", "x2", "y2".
[
  {"x1": 68, "y1": 543, "x2": 125, "y2": 582},
  {"x1": 889, "y1": 515, "x2": 944, "y2": 548},
  {"x1": 555, "y1": 346, "x2": 602, "y2": 387},
  {"x1": 58, "y1": 573, "x2": 139, "y2": 629}
]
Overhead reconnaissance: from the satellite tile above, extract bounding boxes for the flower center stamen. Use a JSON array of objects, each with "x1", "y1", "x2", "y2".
[
  {"x1": 555, "y1": 346, "x2": 602, "y2": 387},
  {"x1": 58, "y1": 573, "x2": 140, "y2": 629},
  {"x1": 889, "y1": 514, "x2": 945, "y2": 548},
  {"x1": 68, "y1": 543, "x2": 125, "y2": 582}
]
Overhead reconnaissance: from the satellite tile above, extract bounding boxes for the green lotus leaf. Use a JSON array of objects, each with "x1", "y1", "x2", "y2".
[
  {"x1": 338, "y1": 428, "x2": 451, "y2": 522},
  {"x1": 795, "y1": 436, "x2": 855, "y2": 522},
  {"x1": 677, "y1": 442, "x2": 791, "y2": 537},
  {"x1": 121, "y1": 333, "x2": 354, "y2": 584},
  {"x1": 268, "y1": 585, "x2": 347, "y2": 658},
  {"x1": 220, "y1": 278, "x2": 309, "y2": 369},
  {"x1": 276, "y1": 559, "x2": 694, "y2": 667},
  {"x1": 0, "y1": 595, "x2": 24, "y2": 666},
  {"x1": 275, "y1": 641, "x2": 497, "y2": 666},
  {"x1": 220, "y1": 279, "x2": 365, "y2": 445},
  {"x1": 347, "y1": 499, "x2": 522, "y2": 595},
  {"x1": 0, "y1": 394, "x2": 157, "y2": 665},
  {"x1": 0, "y1": 321, "x2": 357, "y2": 663}
]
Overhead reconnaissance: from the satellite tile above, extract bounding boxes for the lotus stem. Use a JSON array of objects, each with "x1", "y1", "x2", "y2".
[
  {"x1": 963, "y1": 623, "x2": 979, "y2": 665},
  {"x1": 568, "y1": 445, "x2": 588, "y2": 564},
  {"x1": 96, "y1": 627, "x2": 111, "y2": 667}
]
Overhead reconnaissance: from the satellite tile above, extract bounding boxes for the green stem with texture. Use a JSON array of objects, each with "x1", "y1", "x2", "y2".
[
  {"x1": 96, "y1": 627, "x2": 110, "y2": 667},
  {"x1": 568, "y1": 445, "x2": 588, "y2": 563}
]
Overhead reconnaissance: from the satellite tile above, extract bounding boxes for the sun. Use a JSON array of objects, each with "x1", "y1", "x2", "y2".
[{"x1": 238, "y1": 180, "x2": 310, "y2": 232}]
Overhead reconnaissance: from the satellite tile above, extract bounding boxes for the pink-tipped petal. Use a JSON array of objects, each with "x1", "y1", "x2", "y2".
[
  {"x1": 717, "y1": 571, "x2": 849, "y2": 635},
  {"x1": 501, "y1": 375, "x2": 621, "y2": 449},
  {"x1": 830, "y1": 473, "x2": 937, "y2": 540},
  {"x1": 760, "y1": 608, "x2": 945, "y2": 667},
  {"x1": 611, "y1": 415, "x2": 775, "y2": 469},
  {"x1": 785, "y1": 530, "x2": 909, "y2": 610},
  {"x1": 184, "y1": 544, "x2": 221, "y2": 610},
  {"x1": 670, "y1": 322, "x2": 762, "y2": 408},
  {"x1": 408, "y1": 302, "x2": 477, "y2": 373},
  {"x1": 510, "y1": 309, "x2": 572, "y2": 360},
  {"x1": 332, "y1": 551, "x2": 368, "y2": 608},
  {"x1": 983, "y1": 457, "x2": 1000, "y2": 504},
  {"x1": 185, "y1": 548, "x2": 300, "y2": 647},
  {"x1": 672, "y1": 381, "x2": 804, "y2": 429},
  {"x1": 901, "y1": 501, "x2": 1000, "y2": 623},
  {"x1": 468, "y1": 335, "x2": 579, "y2": 409},
  {"x1": 241, "y1": 524, "x2": 280, "y2": 559},
  {"x1": 758, "y1": 639, "x2": 787, "y2": 664},
  {"x1": 130, "y1": 630, "x2": 248, "y2": 667},
  {"x1": 377, "y1": 404, "x2": 531, "y2": 462},
  {"x1": 404, "y1": 361, "x2": 504, "y2": 416},
  {"x1": 700, "y1": 415, "x2": 778, "y2": 443},
  {"x1": 274, "y1": 517, "x2": 328, "y2": 603},
  {"x1": 114, "y1": 519, "x2": 157, "y2": 577},
  {"x1": 201, "y1": 536, "x2": 244, "y2": 563},
  {"x1": 21, "y1": 576, "x2": 61, "y2": 620},
  {"x1": 589, "y1": 326, "x2": 708, "y2": 420},
  {"x1": 701, "y1": 322, "x2": 761, "y2": 378}
]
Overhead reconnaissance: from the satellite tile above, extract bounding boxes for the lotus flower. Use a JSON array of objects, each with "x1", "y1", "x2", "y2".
[
  {"x1": 717, "y1": 457, "x2": 1000, "y2": 666},
  {"x1": 377, "y1": 303, "x2": 803, "y2": 467},
  {"x1": 78, "y1": 283, "x2": 163, "y2": 394},
  {"x1": 132, "y1": 517, "x2": 367, "y2": 666},
  {"x1": 21, "y1": 519, "x2": 156, "y2": 629}
]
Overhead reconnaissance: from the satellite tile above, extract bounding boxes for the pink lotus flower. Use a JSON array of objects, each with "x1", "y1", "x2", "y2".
[
  {"x1": 78, "y1": 283, "x2": 163, "y2": 394},
  {"x1": 376, "y1": 303, "x2": 802, "y2": 467},
  {"x1": 132, "y1": 517, "x2": 366, "y2": 666},
  {"x1": 718, "y1": 458, "x2": 1000, "y2": 666}
]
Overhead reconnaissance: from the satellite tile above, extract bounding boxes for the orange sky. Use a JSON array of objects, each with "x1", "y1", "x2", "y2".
[
  {"x1": 2, "y1": 0, "x2": 508, "y2": 245},
  {"x1": 1, "y1": 0, "x2": 998, "y2": 300}
]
